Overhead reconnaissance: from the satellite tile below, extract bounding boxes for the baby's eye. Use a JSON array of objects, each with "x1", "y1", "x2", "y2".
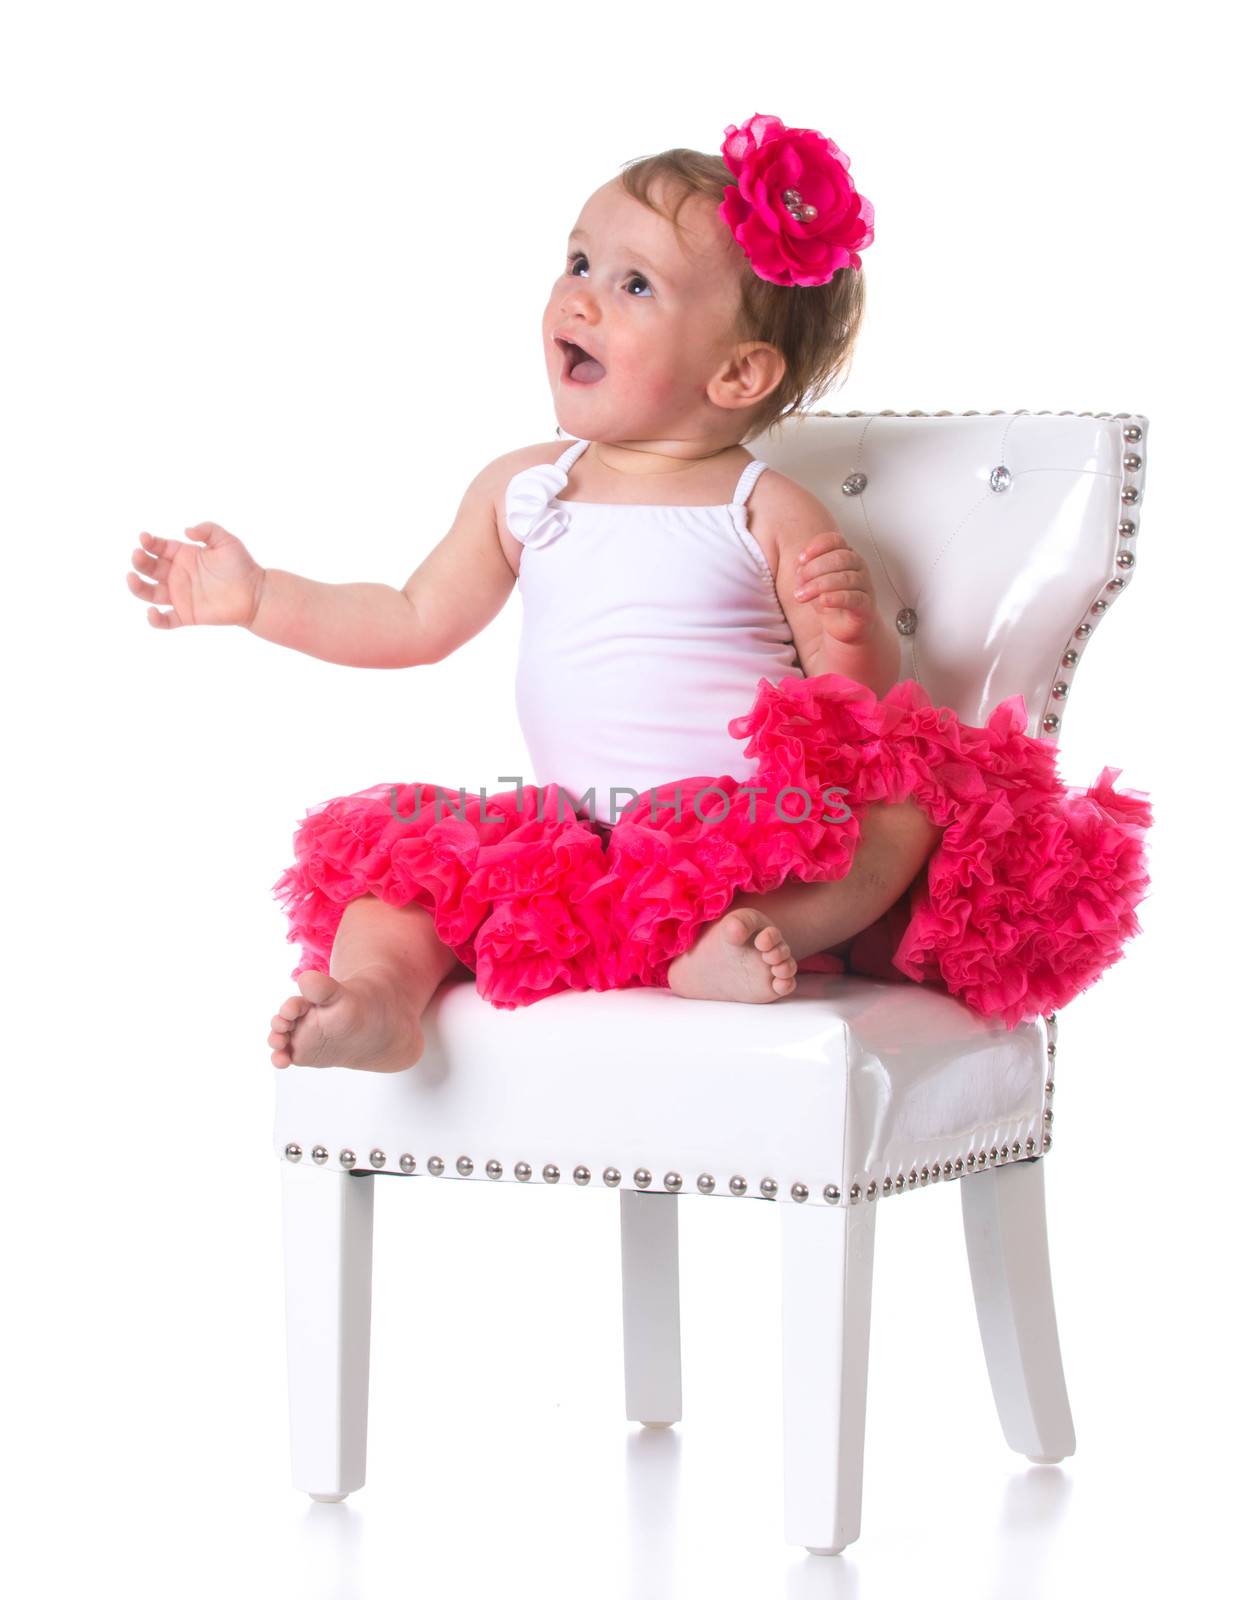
[{"x1": 564, "y1": 252, "x2": 653, "y2": 297}]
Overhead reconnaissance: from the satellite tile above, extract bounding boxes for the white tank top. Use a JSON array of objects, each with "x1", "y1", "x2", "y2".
[{"x1": 505, "y1": 436, "x2": 804, "y2": 824}]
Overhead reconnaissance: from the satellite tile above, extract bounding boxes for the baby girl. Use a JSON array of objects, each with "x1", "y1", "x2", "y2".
[{"x1": 125, "y1": 114, "x2": 1152, "y2": 1072}]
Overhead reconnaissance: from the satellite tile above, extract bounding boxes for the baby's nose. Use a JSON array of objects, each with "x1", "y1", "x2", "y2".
[{"x1": 559, "y1": 286, "x2": 598, "y2": 320}]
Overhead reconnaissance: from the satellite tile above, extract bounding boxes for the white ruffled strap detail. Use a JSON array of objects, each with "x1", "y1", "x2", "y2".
[{"x1": 505, "y1": 462, "x2": 572, "y2": 549}]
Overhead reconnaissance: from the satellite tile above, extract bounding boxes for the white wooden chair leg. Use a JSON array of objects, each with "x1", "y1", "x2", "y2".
[
  {"x1": 781, "y1": 1198, "x2": 877, "y2": 1555},
  {"x1": 281, "y1": 1161, "x2": 375, "y2": 1501},
  {"x1": 961, "y1": 1156, "x2": 1076, "y2": 1463},
  {"x1": 619, "y1": 1188, "x2": 682, "y2": 1427}
]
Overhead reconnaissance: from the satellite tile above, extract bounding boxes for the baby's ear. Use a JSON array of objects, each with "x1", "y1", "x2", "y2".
[{"x1": 709, "y1": 341, "x2": 786, "y2": 411}]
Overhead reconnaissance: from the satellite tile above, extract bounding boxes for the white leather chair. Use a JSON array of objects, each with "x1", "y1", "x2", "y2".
[{"x1": 274, "y1": 409, "x2": 1147, "y2": 1554}]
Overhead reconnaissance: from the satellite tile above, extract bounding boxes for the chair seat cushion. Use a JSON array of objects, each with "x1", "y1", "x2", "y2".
[{"x1": 273, "y1": 973, "x2": 1051, "y2": 1207}]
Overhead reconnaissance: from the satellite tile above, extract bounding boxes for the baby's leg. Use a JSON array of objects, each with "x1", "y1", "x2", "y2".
[
  {"x1": 269, "y1": 895, "x2": 469, "y2": 1072},
  {"x1": 667, "y1": 799, "x2": 943, "y2": 1005}
]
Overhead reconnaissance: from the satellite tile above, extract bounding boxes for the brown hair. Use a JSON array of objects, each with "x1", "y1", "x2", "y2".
[{"x1": 617, "y1": 147, "x2": 866, "y2": 444}]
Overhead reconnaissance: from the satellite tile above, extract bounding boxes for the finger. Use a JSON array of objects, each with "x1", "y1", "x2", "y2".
[
  {"x1": 185, "y1": 522, "x2": 229, "y2": 547},
  {"x1": 794, "y1": 532, "x2": 845, "y2": 565},
  {"x1": 794, "y1": 568, "x2": 868, "y2": 601},
  {"x1": 796, "y1": 549, "x2": 865, "y2": 584},
  {"x1": 127, "y1": 571, "x2": 170, "y2": 605},
  {"x1": 794, "y1": 565, "x2": 864, "y2": 598},
  {"x1": 814, "y1": 589, "x2": 870, "y2": 610},
  {"x1": 131, "y1": 546, "x2": 171, "y2": 581},
  {"x1": 138, "y1": 530, "x2": 187, "y2": 561},
  {"x1": 147, "y1": 605, "x2": 183, "y2": 630}
]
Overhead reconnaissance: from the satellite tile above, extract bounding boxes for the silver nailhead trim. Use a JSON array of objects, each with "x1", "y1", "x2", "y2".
[
  {"x1": 815, "y1": 410, "x2": 1139, "y2": 420},
  {"x1": 1006, "y1": 413, "x2": 1148, "y2": 741},
  {"x1": 285, "y1": 1016, "x2": 1060, "y2": 1203}
]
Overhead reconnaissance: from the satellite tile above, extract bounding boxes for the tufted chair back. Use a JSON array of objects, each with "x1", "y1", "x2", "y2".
[{"x1": 746, "y1": 410, "x2": 1146, "y2": 735}]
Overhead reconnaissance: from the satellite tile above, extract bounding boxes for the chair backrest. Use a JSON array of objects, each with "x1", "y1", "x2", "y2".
[{"x1": 748, "y1": 410, "x2": 1147, "y2": 738}]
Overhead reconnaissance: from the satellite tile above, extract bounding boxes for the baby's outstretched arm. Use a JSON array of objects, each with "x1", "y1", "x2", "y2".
[{"x1": 126, "y1": 455, "x2": 517, "y2": 669}]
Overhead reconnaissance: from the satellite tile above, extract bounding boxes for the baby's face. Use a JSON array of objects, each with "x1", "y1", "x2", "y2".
[{"x1": 542, "y1": 177, "x2": 749, "y2": 444}]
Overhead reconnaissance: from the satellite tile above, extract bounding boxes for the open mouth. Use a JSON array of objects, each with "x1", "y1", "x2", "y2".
[{"x1": 556, "y1": 336, "x2": 607, "y2": 386}]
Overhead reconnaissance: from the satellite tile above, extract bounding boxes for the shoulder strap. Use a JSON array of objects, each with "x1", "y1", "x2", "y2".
[
  {"x1": 732, "y1": 458, "x2": 770, "y2": 507},
  {"x1": 555, "y1": 436, "x2": 591, "y2": 473},
  {"x1": 505, "y1": 439, "x2": 591, "y2": 551}
]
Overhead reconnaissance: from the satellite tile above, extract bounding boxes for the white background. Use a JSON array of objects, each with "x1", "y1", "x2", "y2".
[{"x1": 3, "y1": 0, "x2": 1226, "y2": 1594}]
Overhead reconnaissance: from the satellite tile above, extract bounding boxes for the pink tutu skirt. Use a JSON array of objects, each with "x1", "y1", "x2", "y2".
[{"x1": 270, "y1": 672, "x2": 1153, "y2": 1031}]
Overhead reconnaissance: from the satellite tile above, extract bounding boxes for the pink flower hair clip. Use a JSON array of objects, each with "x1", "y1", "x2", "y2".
[{"x1": 717, "y1": 112, "x2": 875, "y2": 287}]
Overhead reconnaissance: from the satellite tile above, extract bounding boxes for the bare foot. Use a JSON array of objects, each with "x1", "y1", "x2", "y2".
[
  {"x1": 666, "y1": 906, "x2": 798, "y2": 1004},
  {"x1": 268, "y1": 967, "x2": 425, "y2": 1072}
]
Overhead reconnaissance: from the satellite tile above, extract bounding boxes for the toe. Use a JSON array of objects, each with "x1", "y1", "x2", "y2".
[
  {"x1": 772, "y1": 974, "x2": 797, "y2": 995},
  {"x1": 760, "y1": 938, "x2": 791, "y2": 966},
  {"x1": 278, "y1": 995, "x2": 311, "y2": 1022},
  {"x1": 771, "y1": 957, "x2": 796, "y2": 979},
  {"x1": 298, "y1": 970, "x2": 344, "y2": 1006},
  {"x1": 721, "y1": 907, "x2": 761, "y2": 943}
]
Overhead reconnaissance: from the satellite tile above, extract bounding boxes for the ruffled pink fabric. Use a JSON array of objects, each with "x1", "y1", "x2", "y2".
[{"x1": 271, "y1": 672, "x2": 1153, "y2": 1030}]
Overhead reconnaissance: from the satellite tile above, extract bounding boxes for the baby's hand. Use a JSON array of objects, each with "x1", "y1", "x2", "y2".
[
  {"x1": 127, "y1": 522, "x2": 265, "y2": 629},
  {"x1": 793, "y1": 533, "x2": 878, "y2": 645}
]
